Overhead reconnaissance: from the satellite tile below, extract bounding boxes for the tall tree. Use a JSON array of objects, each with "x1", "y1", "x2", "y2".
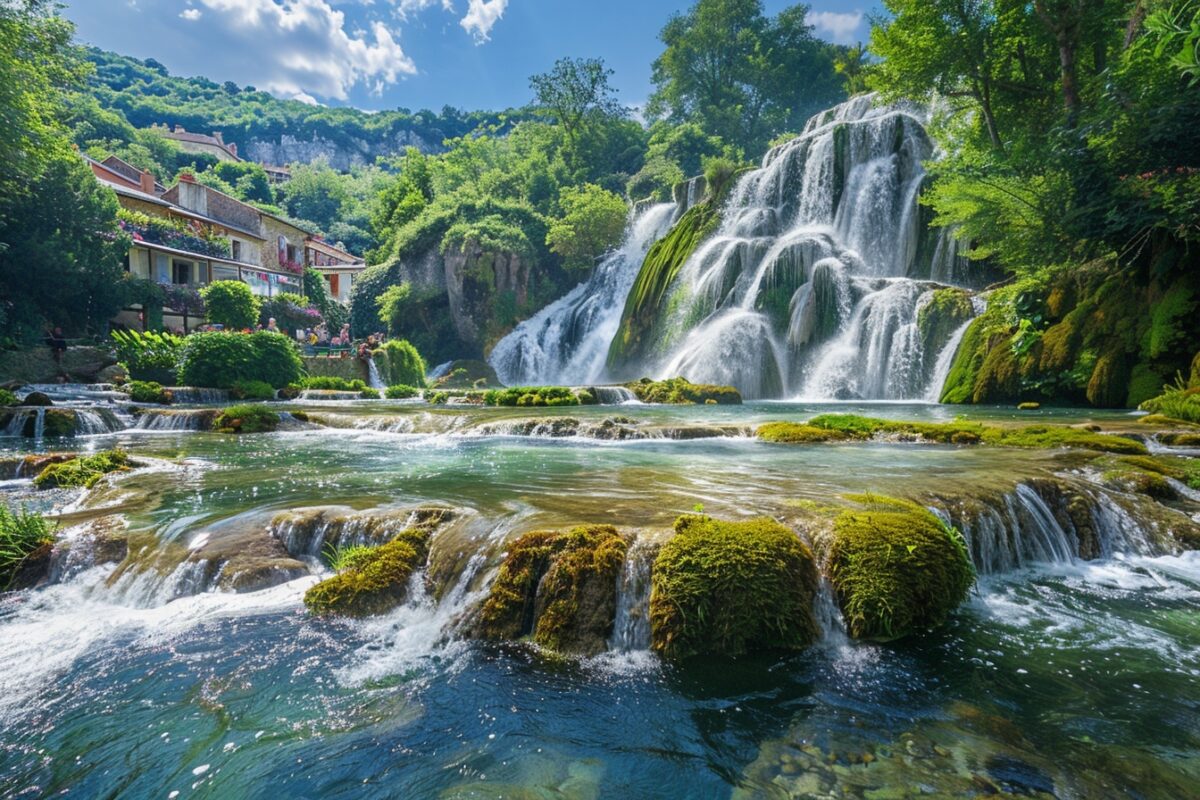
[
  {"x1": 648, "y1": 0, "x2": 845, "y2": 154},
  {"x1": 529, "y1": 58, "x2": 623, "y2": 154},
  {"x1": 0, "y1": 0, "x2": 127, "y2": 344}
]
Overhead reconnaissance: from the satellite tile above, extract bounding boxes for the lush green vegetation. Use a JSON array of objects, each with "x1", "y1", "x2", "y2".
[
  {"x1": 649, "y1": 514, "x2": 819, "y2": 659},
  {"x1": 0, "y1": 505, "x2": 54, "y2": 590},
  {"x1": 824, "y1": 495, "x2": 974, "y2": 640},
  {"x1": 176, "y1": 331, "x2": 304, "y2": 389},
  {"x1": 110, "y1": 329, "x2": 183, "y2": 382},
  {"x1": 33, "y1": 449, "x2": 131, "y2": 489},
  {"x1": 384, "y1": 385, "x2": 421, "y2": 400},
  {"x1": 374, "y1": 340, "x2": 427, "y2": 388},
  {"x1": 228, "y1": 379, "x2": 276, "y2": 401},
  {"x1": 0, "y1": 1, "x2": 129, "y2": 346},
  {"x1": 1140, "y1": 379, "x2": 1200, "y2": 424},
  {"x1": 0, "y1": 390, "x2": 17, "y2": 407}
]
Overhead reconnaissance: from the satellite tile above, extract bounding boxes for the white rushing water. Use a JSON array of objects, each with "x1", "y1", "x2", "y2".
[{"x1": 489, "y1": 203, "x2": 678, "y2": 386}]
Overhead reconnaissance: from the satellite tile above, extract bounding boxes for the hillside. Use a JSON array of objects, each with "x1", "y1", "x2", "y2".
[{"x1": 76, "y1": 48, "x2": 529, "y2": 171}]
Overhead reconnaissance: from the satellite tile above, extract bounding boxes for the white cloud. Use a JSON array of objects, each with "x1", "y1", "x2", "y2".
[
  {"x1": 394, "y1": 0, "x2": 454, "y2": 18},
  {"x1": 194, "y1": 0, "x2": 415, "y2": 101},
  {"x1": 809, "y1": 10, "x2": 863, "y2": 44},
  {"x1": 180, "y1": 8, "x2": 202, "y2": 21},
  {"x1": 460, "y1": 0, "x2": 507, "y2": 43}
]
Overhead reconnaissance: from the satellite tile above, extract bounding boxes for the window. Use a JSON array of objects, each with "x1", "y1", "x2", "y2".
[
  {"x1": 231, "y1": 240, "x2": 242, "y2": 261},
  {"x1": 286, "y1": 243, "x2": 297, "y2": 264},
  {"x1": 172, "y1": 260, "x2": 192, "y2": 284}
]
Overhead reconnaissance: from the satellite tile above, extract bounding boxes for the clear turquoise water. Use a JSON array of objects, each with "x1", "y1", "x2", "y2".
[{"x1": 1, "y1": 402, "x2": 1196, "y2": 799}]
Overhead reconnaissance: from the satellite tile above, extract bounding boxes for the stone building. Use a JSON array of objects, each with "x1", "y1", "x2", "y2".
[{"x1": 306, "y1": 237, "x2": 365, "y2": 305}]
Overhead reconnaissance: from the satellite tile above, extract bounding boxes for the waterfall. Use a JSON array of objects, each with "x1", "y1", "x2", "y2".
[
  {"x1": 75, "y1": 409, "x2": 124, "y2": 435},
  {"x1": 924, "y1": 296, "x2": 985, "y2": 401},
  {"x1": 938, "y1": 480, "x2": 1171, "y2": 576},
  {"x1": 165, "y1": 387, "x2": 230, "y2": 404},
  {"x1": 489, "y1": 203, "x2": 678, "y2": 386},
  {"x1": 604, "y1": 95, "x2": 975, "y2": 400},
  {"x1": 133, "y1": 409, "x2": 213, "y2": 431},
  {"x1": 366, "y1": 358, "x2": 385, "y2": 390},
  {"x1": 32, "y1": 408, "x2": 45, "y2": 440},
  {"x1": 298, "y1": 389, "x2": 364, "y2": 401},
  {"x1": 589, "y1": 386, "x2": 640, "y2": 405},
  {"x1": 608, "y1": 543, "x2": 655, "y2": 651}
]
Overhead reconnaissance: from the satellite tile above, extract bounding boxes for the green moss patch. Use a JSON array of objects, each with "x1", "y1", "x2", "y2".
[
  {"x1": 757, "y1": 422, "x2": 849, "y2": 443},
  {"x1": 757, "y1": 414, "x2": 1147, "y2": 455},
  {"x1": 649, "y1": 515, "x2": 819, "y2": 659},
  {"x1": 125, "y1": 380, "x2": 172, "y2": 404},
  {"x1": 33, "y1": 449, "x2": 131, "y2": 490},
  {"x1": 212, "y1": 404, "x2": 280, "y2": 434},
  {"x1": 825, "y1": 495, "x2": 974, "y2": 640},
  {"x1": 303, "y1": 525, "x2": 433, "y2": 617},
  {"x1": 626, "y1": 376, "x2": 742, "y2": 405},
  {"x1": 474, "y1": 525, "x2": 628, "y2": 656}
]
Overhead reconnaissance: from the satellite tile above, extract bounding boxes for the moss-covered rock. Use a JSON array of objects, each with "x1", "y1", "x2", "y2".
[
  {"x1": 823, "y1": 495, "x2": 974, "y2": 640},
  {"x1": 33, "y1": 449, "x2": 131, "y2": 489},
  {"x1": 649, "y1": 515, "x2": 819, "y2": 659},
  {"x1": 212, "y1": 404, "x2": 280, "y2": 433},
  {"x1": 759, "y1": 414, "x2": 1147, "y2": 455},
  {"x1": 757, "y1": 422, "x2": 849, "y2": 443},
  {"x1": 608, "y1": 201, "x2": 722, "y2": 370},
  {"x1": 482, "y1": 386, "x2": 582, "y2": 407},
  {"x1": 474, "y1": 525, "x2": 629, "y2": 656},
  {"x1": 625, "y1": 376, "x2": 742, "y2": 405},
  {"x1": 303, "y1": 524, "x2": 434, "y2": 617},
  {"x1": 917, "y1": 288, "x2": 974, "y2": 365}
]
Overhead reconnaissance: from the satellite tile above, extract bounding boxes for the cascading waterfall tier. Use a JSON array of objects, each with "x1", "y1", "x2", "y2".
[
  {"x1": 489, "y1": 203, "x2": 678, "y2": 386},
  {"x1": 504, "y1": 95, "x2": 978, "y2": 399}
]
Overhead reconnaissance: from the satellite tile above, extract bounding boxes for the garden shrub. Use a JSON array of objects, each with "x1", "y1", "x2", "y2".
[
  {"x1": 109, "y1": 329, "x2": 183, "y2": 382},
  {"x1": 176, "y1": 331, "x2": 303, "y2": 389},
  {"x1": 201, "y1": 280, "x2": 260, "y2": 330}
]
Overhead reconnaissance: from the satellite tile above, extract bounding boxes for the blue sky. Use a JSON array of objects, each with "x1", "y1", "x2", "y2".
[{"x1": 64, "y1": 1, "x2": 880, "y2": 112}]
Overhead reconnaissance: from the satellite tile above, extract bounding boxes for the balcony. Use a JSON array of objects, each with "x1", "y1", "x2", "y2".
[{"x1": 119, "y1": 216, "x2": 233, "y2": 260}]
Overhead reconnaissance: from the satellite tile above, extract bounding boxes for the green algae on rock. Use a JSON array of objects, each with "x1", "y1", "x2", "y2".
[
  {"x1": 32, "y1": 449, "x2": 131, "y2": 490},
  {"x1": 823, "y1": 495, "x2": 974, "y2": 640},
  {"x1": 474, "y1": 525, "x2": 629, "y2": 656},
  {"x1": 757, "y1": 414, "x2": 1147, "y2": 455},
  {"x1": 625, "y1": 376, "x2": 742, "y2": 405},
  {"x1": 212, "y1": 404, "x2": 280, "y2": 434},
  {"x1": 304, "y1": 525, "x2": 433, "y2": 617},
  {"x1": 649, "y1": 515, "x2": 819, "y2": 659}
]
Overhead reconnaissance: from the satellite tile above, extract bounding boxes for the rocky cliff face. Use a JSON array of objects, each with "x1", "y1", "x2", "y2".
[
  {"x1": 241, "y1": 129, "x2": 436, "y2": 170},
  {"x1": 443, "y1": 241, "x2": 530, "y2": 353}
]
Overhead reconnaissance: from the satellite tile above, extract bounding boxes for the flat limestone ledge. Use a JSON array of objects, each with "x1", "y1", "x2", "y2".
[{"x1": 302, "y1": 356, "x2": 367, "y2": 383}]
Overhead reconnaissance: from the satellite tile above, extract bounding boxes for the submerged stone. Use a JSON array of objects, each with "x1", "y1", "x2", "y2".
[{"x1": 649, "y1": 515, "x2": 819, "y2": 659}]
